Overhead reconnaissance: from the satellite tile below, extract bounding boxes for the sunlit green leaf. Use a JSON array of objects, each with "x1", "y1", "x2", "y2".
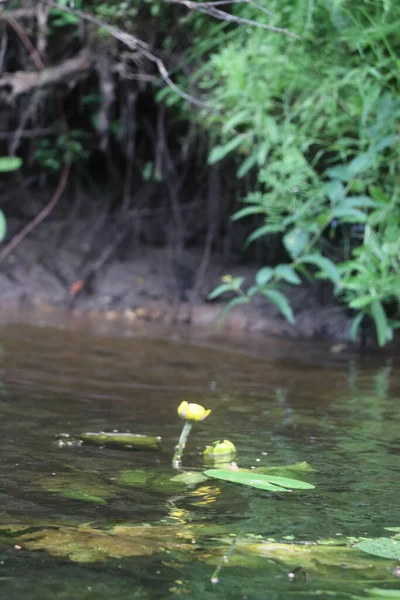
[
  {"x1": 203, "y1": 469, "x2": 314, "y2": 490},
  {"x1": 255, "y1": 267, "x2": 273, "y2": 286},
  {"x1": 299, "y1": 254, "x2": 340, "y2": 285},
  {"x1": 370, "y1": 187, "x2": 391, "y2": 204},
  {"x1": 371, "y1": 300, "x2": 390, "y2": 347},
  {"x1": 348, "y1": 153, "x2": 374, "y2": 177},
  {"x1": 349, "y1": 312, "x2": 365, "y2": 341},
  {"x1": 283, "y1": 228, "x2": 309, "y2": 259},
  {"x1": 245, "y1": 224, "x2": 273, "y2": 246},
  {"x1": 208, "y1": 283, "x2": 234, "y2": 299},
  {"x1": 274, "y1": 264, "x2": 301, "y2": 285},
  {"x1": 349, "y1": 295, "x2": 373, "y2": 309},
  {"x1": 325, "y1": 165, "x2": 351, "y2": 182},
  {"x1": 262, "y1": 289, "x2": 295, "y2": 325},
  {"x1": 330, "y1": 207, "x2": 368, "y2": 222},
  {"x1": 237, "y1": 152, "x2": 259, "y2": 178},
  {"x1": 232, "y1": 205, "x2": 265, "y2": 220},
  {"x1": 0, "y1": 156, "x2": 22, "y2": 172},
  {"x1": 0, "y1": 210, "x2": 6, "y2": 243},
  {"x1": 208, "y1": 137, "x2": 244, "y2": 164}
]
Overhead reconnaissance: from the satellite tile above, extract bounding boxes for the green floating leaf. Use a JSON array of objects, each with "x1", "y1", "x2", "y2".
[
  {"x1": 47, "y1": 489, "x2": 107, "y2": 505},
  {"x1": 203, "y1": 469, "x2": 314, "y2": 491},
  {"x1": 80, "y1": 432, "x2": 161, "y2": 450},
  {"x1": 39, "y1": 472, "x2": 115, "y2": 503},
  {"x1": 355, "y1": 537, "x2": 400, "y2": 560},
  {"x1": 116, "y1": 469, "x2": 186, "y2": 493},
  {"x1": 245, "y1": 461, "x2": 317, "y2": 475},
  {"x1": 364, "y1": 589, "x2": 400, "y2": 599},
  {"x1": 0, "y1": 156, "x2": 22, "y2": 173}
]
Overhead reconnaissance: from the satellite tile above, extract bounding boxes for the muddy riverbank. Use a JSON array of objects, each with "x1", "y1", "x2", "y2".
[{"x1": 0, "y1": 218, "x2": 354, "y2": 342}]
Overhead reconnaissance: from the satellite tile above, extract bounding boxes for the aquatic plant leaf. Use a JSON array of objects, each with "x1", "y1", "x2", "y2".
[
  {"x1": 39, "y1": 473, "x2": 115, "y2": 504},
  {"x1": 116, "y1": 469, "x2": 186, "y2": 493},
  {"x1": 80, "y1": 432, "x2": 161, "y2": 450},
  {"x1": 355, "y1": 537, "x2": 400, "y2": 560},
  {"x1": 203, "y1": 469, "x2": 315, "y2": 490},
  {"x1": 245, "y1": 461, "x2": 317, "y2": 474},
  {"x1": 16, "y1": 523, "x2": 204, "y2": 563},
  {"x1": 46, "y1": 489, "x2": 108, "y2": 505},
  {"x1": 366, "y1": 590, "x2": 400, "y2": 599},
  {"x1": 235, "y1": 538, "x2": 396, "y2": 577},
  {"x1": 353, "y1": 590, "x2": 400, "y2": 600}
]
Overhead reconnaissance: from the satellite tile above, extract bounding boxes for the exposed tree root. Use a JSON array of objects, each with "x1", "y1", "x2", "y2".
[{"x1": 0, "y1": 49, "x2": 93, "y2": 98}]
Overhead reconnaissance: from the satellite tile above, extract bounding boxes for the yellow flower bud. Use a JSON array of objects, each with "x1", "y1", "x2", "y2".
[{"x1": 177, "y1": 401, "x2": 211, "y2": 422}]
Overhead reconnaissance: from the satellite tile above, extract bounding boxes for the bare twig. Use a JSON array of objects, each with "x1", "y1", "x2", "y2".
[
  {"x1": 0, "y1": 162, "x2": 70, "y2": 264},
  {"x1": 0, "y1": 22, "x2": 7, "y2": 73},
  {"x1": 10, "y1": 90, "x2": 43, "y2": 156},
  {"x1": 36, "y1": 4, "x2": 50, "y2": 58},
  {"x1": 165, "y1": 0, "x2": 299, "y2": 38},
  {"x1": 0, "y1": 9, "x2": 37, "y2": 20},
  {"x1": 0, "y1": 127, "x2": 54, "y2": 139},
  {"x1": 35, "y1": 0, "x2": 245, "y2": 113},
  {"x1": 2, "y1": 13, "x2": 43, "y2": 70}
]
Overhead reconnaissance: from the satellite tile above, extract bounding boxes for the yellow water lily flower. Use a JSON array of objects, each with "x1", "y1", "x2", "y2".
[{"x1": 177, "y1": 401, "x2": 211, "y2": 422}]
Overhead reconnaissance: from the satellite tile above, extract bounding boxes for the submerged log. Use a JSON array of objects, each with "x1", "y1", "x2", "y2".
[{"x1": 80, "y1": 431, "x2": 162, "y2": 450}]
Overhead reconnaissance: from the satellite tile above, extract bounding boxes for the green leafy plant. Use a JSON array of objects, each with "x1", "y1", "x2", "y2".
[
  {"x1": 199, "y1": 1, "x2": 400, "y2": 346},
  {"x1": 0, "y1": 156, "x2": 22, "y2": 243}
]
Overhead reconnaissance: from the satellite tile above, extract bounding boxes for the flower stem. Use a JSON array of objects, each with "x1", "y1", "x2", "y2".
[{"x1": 172, "y1": 421, "x2": 192, "y2": 468}]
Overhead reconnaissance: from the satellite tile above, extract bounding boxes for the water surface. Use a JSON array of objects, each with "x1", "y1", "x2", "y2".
[{"x1": 0, "y1": 321, "x2": 399, "y2": 599}]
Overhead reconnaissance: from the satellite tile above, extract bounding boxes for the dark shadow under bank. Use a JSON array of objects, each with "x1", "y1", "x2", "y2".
[{"x1": 0, "y1": 218, "x2": 390, "y2": 350}]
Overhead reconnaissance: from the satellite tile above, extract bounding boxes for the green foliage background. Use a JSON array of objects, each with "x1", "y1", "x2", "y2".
[{"x1": 169, "y1": 0, "x2": 400, "y2": 346}]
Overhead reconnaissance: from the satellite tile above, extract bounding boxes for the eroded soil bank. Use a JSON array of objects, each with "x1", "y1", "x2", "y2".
[{"x1": 0, "y1": 218, "x2": 354, "y2": 343}]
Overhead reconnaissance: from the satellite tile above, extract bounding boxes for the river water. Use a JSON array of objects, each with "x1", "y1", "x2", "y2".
[{"x1": 0, "y1": 318, "x2": 399, "y2": 599}]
